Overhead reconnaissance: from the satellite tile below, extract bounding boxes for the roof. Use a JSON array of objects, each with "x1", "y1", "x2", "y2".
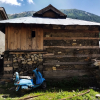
[
  {"x1": 33, "y1": 4, "x2": 67, "y2": 18},
  {"x1": 0, "y1": 7, "x2": 8, "y2": 20},
  {"x1": 0, "y1": 16, "x2": 100, "y2": 26}
]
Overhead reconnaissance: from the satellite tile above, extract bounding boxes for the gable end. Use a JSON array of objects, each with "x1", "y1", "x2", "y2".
[{"x1": 33, "y1": 4, "x2": 67, "y2": 18}]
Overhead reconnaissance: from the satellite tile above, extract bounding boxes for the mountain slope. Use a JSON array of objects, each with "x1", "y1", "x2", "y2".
[
  {"x1": 8, "y1": 9, "x2": 100, "y2": 23},
  {"x1": 60, "y1": 9, "x2": 100, "y2": 23}
]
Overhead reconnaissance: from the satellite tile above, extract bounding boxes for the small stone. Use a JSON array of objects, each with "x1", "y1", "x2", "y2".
[
  {"x1": 27, "y1": 61, "x2": 33, "y2": 65},
  {"x1": 13, "y1": 55, "x2": 15, "y2": 57},
  {"x1": 19, "y1": 56, "x2": 22, "y2": 59},
  {"x1": 58, "y1": 52, "x2": 62, "y2": 54},
  {"x1": 35, "y1": 56, "x2": 38, "y2": 60},
  {"x1": 38, "y1": 59, "x2": 43, "y2": 62},
  {"x1": 72, "y1": 90, "x2": 75, "y2": 92},
  {"x1": 7, "y1": 65, "x2": 10, "y2": 67},
  {"x1": 32, "y1": 58, "x2": 35, "y2": 61},
  {"x1": 34, "y1": 61, "x2": 37, "y2": 63},
  {"x1": 56, "y1": 65, "x2": 60, "y2": 67},
  {"x1": 21, "y1": 58, "x2": 24, "y2": 60},
  {"x1": 34, "y1": 54, "x2": 37, "y2": 56},
  {"x1": 72, "y1": 43, "x2": 77, "y2": 46},
  {"x1": 46, "y1": 35, "x2": 50, "y2": 37},
  {"x1": 96, "y1": 94, "x2": 100, "y2": 98},
  {"x1": 31, "y1": 55, "x2": 34, "y2": 58},
  {"x1": 13, "y1": 60, "x2": 17, "y2": 63},
  {"x1": 22, "y1": 61, "x2": 26, "y2": 64},
  {"x1": 52, "y1": 67, "x2": 56, "y2": 70},
  {"x1": 39, "y1": 54, "x2": 42, "y2": 57},
  {"x1": 13, "y1": 66, "x2": 19, "y2": 68},
  {"x1": 28, "y1": 59, "x2": 31, "y2": 61},
  {"x1": 73, "y1": 39, "x2": 76, "y2": 41}
]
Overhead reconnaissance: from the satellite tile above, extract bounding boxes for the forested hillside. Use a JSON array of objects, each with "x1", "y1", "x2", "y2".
[{"x1": 8, "y1": 9, "x2": 100, "y2": 23}]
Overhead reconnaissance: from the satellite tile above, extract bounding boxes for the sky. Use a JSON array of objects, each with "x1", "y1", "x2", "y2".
[{"x1": 0, "y1": 0, "x2": 100, "y2": 16}]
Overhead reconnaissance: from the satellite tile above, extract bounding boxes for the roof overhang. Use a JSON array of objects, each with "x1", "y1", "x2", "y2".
[
  {"x1": 0, "y1": 7, "x2": 8, "y2": 20},
  {"x1": 0, "y1": 16, "x2": 100, "y2": 26}
]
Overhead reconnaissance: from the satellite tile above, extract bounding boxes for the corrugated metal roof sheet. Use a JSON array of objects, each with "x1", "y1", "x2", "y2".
[{"x1": 0, "y1": 16, "x2": 100, "y2": 25}]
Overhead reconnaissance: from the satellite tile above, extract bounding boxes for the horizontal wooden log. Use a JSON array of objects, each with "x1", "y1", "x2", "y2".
[
  {"x1": 44, "y1": 46, "x2": 100, "y2": 49},
  {"x1": 43, "y1": 70, "x2": 90, "y2": 78},
  {"x1": 4, "y1": 67, "x2": 13, "y2": 71},
  {"x1": 44, "y1": 37, "x2": 100, "y2": 40},
  {"x1": 43, "y1": 62, "x2": 89, "y2": 65},
  {"x1": 0, "y1": 74, "x2": 13, "y2": 78},
  {"x1": 9, "y1": 51, "x2": 47, "y2": 54},
  {"x1": 43, "y1": 54, "x2": 100, "y2": 58},
  {"x1": 4, "y1": 61, "x2": 12, "y2": 65},
  {"x1": 44, "y1": 29, "x2": 99, "y2": 33}
]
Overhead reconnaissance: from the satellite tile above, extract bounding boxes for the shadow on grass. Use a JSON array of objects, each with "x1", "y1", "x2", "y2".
[{"x1": 0, "y1": 77, "x2": 99, "y2": 99}]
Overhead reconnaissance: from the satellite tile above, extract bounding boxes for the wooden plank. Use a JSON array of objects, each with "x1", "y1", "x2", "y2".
[
  {"x1": 43, "y1": 70, "x2": 90, "y2": 78},
  {"x1": 36, "y1": 28, "x2": 43, "y2": 50},
  {"x1": 43, "y1": 54, "x2": 100, "y2": 58},
  {"x1": 5, "y1": 25, "x2": 8, "y2": 51},
  {"x1": 16, "y1": 26, "x2": 21, "y2": 50},
  {"x1": 4, "y1": 67, "x2": 13, "y2": 71},
  {"x1": 32, "y1": 37, "x2": 37, "y2": 50},
  {"x1": 6, "y1": 25, "x2": 21, "y2": 50},
  {"x1": 13, "y1": 26, "x2": 18, "y2": 50},
  {"x1": 21, "y1": 26, "x2": 26, "y2": 50},
  {"x1": 26, "y1": 27, "x2": 32, "y2": 50},
  {"x1": 44, "y1": 46, "x2": 100, "y2": 49},
  {"x1": 44, "y1": 37, "x2": 100, "y2": 40},
  {"x1": 32, "y1": 28, "x2": 37, "y2": 50},
  {"x1": 11, "y1": 26, "x2": 16, "y2": 50},
  {"x1": 43, "y1": 62, "x2": 88, "y2": 65},
  {"x1": 8, "y1": 25, "x2": 12, "y2": 50},
  {"x1": 4, "y1": 61, "x2": 12, "y2": 64}
]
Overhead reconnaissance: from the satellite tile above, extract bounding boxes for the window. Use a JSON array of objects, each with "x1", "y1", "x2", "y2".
[{"x1": 32, "y1": 31, "x2": 35, "y2": 38}]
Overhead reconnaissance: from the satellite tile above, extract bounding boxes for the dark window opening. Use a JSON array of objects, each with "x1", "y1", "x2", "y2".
[{"x1": 32, "y1": 31, "x2": 35, "y2": 38}]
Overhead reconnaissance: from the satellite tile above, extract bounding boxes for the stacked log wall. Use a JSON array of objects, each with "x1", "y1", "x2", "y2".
[
  {"x1": 43, "y1": 25, "x2": 100, "y2": 79},
  {"x1": 2, "y1": 25, "x2": 100, "y2": 81}
]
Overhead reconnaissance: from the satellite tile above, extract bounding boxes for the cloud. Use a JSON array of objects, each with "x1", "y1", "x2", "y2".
[
  {"x1": 27, "y1": 0, "x2": 34, "y2": 4},
  {"x1": 0, "y1": 0, "x2": 21, "y2": 6}
]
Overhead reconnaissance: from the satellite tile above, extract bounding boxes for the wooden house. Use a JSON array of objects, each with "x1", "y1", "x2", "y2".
[
  {"x1": 0, "y1": 7, "x2": 8, "y2": 54},
  {"x1": 0, "y1": 4, "x2": 100, "y2": 82}
]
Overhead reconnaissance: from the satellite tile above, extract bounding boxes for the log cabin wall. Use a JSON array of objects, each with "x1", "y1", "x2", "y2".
[
  {"x1": 43, "y1": 25, "x2": 100, "y2": 79},
  {"x1": 3, "y1": 24, "x2": 100, "y2": 81}
]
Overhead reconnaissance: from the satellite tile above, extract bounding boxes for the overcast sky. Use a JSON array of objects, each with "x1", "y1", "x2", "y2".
[{"x1": 0, "y1": 0, "x2": 100, "y2": 16}]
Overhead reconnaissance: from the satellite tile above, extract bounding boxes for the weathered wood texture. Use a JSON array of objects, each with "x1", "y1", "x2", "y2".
[
  {"x1": 43, "y1": 25, "x2": 100, "y2": 78},
  {"x1": 44, "y1": 37, "x2": 100, "y2": 40},
  {"x1": 5, "y1": 25, "x2": 43, "y2": 51},
  {"x1": 3, "y1": 25, "x2": 100, "y2": 79},
  {"x1": 43, "y1": 70, "x2": 90, "y2": 78},
  {"x1": 43, "y1": 10, "x2": 59, "y2": 18}
]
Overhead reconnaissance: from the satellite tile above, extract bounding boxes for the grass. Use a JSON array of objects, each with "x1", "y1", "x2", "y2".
[{"x1": 0, "y1": 79, "x2": 100, "y2": 100}]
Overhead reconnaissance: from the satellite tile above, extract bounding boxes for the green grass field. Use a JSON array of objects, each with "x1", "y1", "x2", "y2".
[{"x1": 0, "y1": 80, "x2": 100, "y2": 100}]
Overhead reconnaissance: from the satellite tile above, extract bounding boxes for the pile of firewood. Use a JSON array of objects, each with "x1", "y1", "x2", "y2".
[{"x1": 13, "y1": 53, "x2": 43, "y2": 75}]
